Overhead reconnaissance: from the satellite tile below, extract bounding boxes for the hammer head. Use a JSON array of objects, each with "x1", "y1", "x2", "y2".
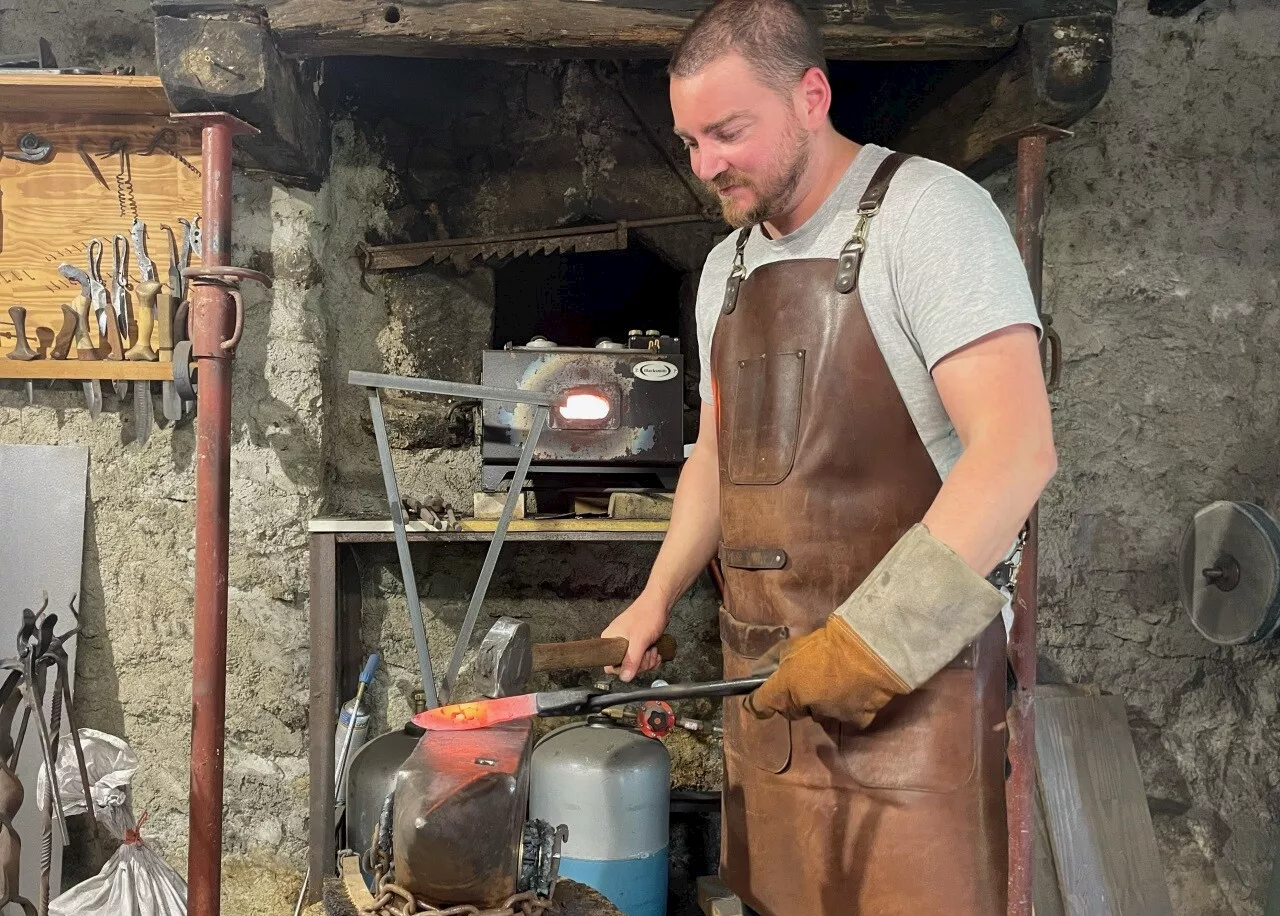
[{"x1": 477, "y1": 616, "x2": 532, "y2": 698}]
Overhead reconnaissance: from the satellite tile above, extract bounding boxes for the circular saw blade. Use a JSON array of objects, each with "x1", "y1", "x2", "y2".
[{"x1": 1179, "y1": 500, "x2": 1280, "y2": 645}]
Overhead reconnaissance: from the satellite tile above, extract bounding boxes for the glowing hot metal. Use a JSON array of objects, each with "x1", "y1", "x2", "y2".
[{"x1": 412, "y1": 678, "x2": 768, "y2": 732}]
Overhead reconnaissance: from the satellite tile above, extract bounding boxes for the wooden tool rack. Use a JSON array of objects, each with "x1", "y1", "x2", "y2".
[
  {"x1": 0, "y1": 74, "x2": 201, "y2": 387},
  {"x1": 305, "y1": 516, "x2": 668, "y2": 903}
]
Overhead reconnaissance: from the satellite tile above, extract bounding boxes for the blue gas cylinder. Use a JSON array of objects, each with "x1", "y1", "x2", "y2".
[{"x1": 529, "y1": 718, "x2": 670, "y2": 916}]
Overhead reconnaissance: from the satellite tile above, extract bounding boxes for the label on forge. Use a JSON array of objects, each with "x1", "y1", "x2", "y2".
[{"x1": 633, "y1": 360, "x2": 678, "y2": 382}]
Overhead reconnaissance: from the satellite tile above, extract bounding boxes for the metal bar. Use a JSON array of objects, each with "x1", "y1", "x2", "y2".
[
  {"x1": 182, "y1": 111, "x2": 259, "y2": 916},
  {"x1": 439, "y1": 405, "x2": 549, "y2": 704},
  {"x1": 1006, "y1": 128, "x2": 1050, "y2": 916},
  {"x1": 368, "y1": 387, "x2": 439, "y2": 708},
  {"x1": 358, "y1": 214, "x2": 708, "y2": 271},
  {"x1": 348, "y1": 370, "x2": 557, "y2": 407},
  {"x1": 305, "y1": 533, "x2": 339, "y2": 907}
]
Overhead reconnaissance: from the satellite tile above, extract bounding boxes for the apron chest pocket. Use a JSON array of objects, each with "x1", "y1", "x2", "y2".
[
  {"x1": 719, "y1": 607, "x2": 791, "y2": 774},
  {"x1": 727, "y1": 351, "x2": 805, "y2": 486}
]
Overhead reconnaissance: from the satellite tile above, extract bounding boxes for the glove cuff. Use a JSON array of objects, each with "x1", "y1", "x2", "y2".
[{"x1": 833, "y1": 524, "x2": 1007, "y2": 690}]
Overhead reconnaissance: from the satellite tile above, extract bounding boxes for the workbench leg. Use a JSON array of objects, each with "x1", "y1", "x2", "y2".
[{"x1": 307, "y1": 532, "x2": 339, "y2": 906}]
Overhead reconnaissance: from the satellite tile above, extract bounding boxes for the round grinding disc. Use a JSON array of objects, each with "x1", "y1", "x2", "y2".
[{"x1": 1178, "y1": 500, "x2": 1280, "y2": 645}]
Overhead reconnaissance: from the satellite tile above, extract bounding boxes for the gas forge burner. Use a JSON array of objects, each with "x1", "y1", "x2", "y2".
[{"x1": 481, "y1": 331, "x2": 684, "y2": 493}]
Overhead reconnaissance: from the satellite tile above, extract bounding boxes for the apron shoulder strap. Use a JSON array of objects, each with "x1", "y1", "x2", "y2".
[
  {"x1": 721, "y1": 226, "x2": 753, "y2": 316},
  {"x1": 835, "y1": 151, "x2": 914, "y2": 294}
]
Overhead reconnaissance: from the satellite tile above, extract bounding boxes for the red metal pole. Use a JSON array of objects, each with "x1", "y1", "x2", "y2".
[
  {"x1": 171, "y1": 112, "x2": 264, "y2": 916},
  {"x1": 1005, "y1": 125, "x2": 1066, "y2": 916}
]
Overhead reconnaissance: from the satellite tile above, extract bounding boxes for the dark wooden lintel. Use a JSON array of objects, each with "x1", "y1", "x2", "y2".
[
  {"x1": 894, "y1": 14, "x2": 1114, "y2": 178},
  {"x1": 261, "y1": 0, "x2": 1114, "y2": 62},
  {"x1": 154, "y1": 5, "x2": 330, "y2": 188}
]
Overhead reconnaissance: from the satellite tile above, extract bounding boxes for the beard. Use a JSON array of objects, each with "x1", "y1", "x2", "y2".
[{"x1": 706, "y1": 121, "x2": 812, "y2": 229}]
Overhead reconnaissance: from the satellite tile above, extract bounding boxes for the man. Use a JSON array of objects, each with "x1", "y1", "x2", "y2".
[{"x1": 601, "y1": 1, "x2": 1056, "y2": 914}]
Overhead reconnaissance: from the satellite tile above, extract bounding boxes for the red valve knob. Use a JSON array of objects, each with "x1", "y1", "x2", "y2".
[{"x1": 638, "y1": 701, "x2": 674, "y2": 739}]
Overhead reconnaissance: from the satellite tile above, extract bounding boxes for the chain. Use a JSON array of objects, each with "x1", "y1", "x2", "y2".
[
  {"x1": 1004, "y1": 523, "x2": 1030, "y2": 596},
  {"x1": 360, "y1": 883, "x2": 558, "y2": 916}
]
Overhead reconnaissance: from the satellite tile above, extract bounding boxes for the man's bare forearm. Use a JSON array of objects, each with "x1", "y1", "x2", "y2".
[{"x1": 642, "y1": 442, "x2": 723, "y2": 611}]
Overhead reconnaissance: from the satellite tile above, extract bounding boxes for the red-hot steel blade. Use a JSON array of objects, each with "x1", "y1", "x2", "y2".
[{"x1": 412, "y1": 693, "x2": 539, "y2": 731}]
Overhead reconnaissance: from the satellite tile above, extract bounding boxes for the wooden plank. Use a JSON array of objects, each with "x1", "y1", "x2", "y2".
[
  {"x1": 266, "y1": 0, "x2": 1030, "y2": 60},
  {"x1": 0, "y1": 360, "x2": 187, "y2": 381},
  {"x1": 0, "y1": 74, "x2": 173, "y2": 118},
  {"x1": 0, "y1": 120, "x2": 202, "y2": 362},
  {"x1": 1034, "y1": 776, "x2": 1068, "y2": 916},
  {"x1": 1035, "y1": 692, "x2": 1174, "y2": 916},
  {"x1": 306, "y1": 532, "x2": 340, "y2": 906}
]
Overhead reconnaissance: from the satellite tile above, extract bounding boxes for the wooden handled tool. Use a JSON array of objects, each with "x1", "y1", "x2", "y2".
[
  {"x1": 125, "y1": 280, "x2": 160, "y2": 360},
  {"x1": 478, "y1": 615, "x2": 678, "y2": 697},
  {"x1": 72, "y1": 294, "x2": 99, "y2": 360},
  {"x1": 531, "y1": 633, "x2": 677, "y2": 672},
  {"x1": 50, "y1": 305, "x2": 79, "y2": 360},
  {"x1": 415, "y1": 677, "x2": 766, "y2": 731},
  {"x1": 6, "y1": 307, "x2": 36, "y2": 360},
  {"x1": 101, "y1": 304, "x2": 125, "y2": 361}
]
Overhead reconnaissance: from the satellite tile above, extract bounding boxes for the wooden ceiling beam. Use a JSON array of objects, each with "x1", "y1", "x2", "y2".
[
  {"x1": 894, "y1": 14, "x2": 1113, "y2": 178},
  {"x1": 248, "y1": 0, "x2": 1115, "y2": 62}
]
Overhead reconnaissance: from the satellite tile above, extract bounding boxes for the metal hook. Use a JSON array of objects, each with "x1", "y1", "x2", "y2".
[{"x1": 141, "y1": 127, "x2": 177, "y2": 156}]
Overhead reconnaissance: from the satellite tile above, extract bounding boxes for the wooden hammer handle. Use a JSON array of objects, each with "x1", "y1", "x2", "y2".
[{"x1": 531, "y1": 633, "x2": 677, "y2": 672}]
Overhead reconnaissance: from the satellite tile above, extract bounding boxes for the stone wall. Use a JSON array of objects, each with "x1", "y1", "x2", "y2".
[
  {"x1": 991, "y1": 1, "x2": 1280, "y2": 912},
  {"x1": 3, "y1": 0, "x2": 1278, "y2": 913}
]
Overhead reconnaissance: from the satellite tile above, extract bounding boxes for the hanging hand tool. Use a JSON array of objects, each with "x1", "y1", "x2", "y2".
[
  {"x1": 110, "y1": 234, "x2": 132, "y2": 346},
  {"x1": 476, "y1": 616, "x2": 678, "y2": 698},
  {"x1": 5, "y1": 306, "x2": 36, "y2": 404},
  {"x1": 58, "y1": 264, "x2": 103, "y2": 418},
  {"x1": 99, "y1": 138, "x2": 137, "y2": 220},
  {"x1": 141, "y1": 127, "x2": 201, "y2": 176},
  {"x1": 87, "y1": 240, "x2": 127, "y2": 397},
  {"x1": 5, "y1": 307, "x2": 35, "y2": 361},
  {"x1": 75, "y1": 140, "x2": 108, "y2": 189},
  {"x1": 126, "y1": 221, "x2": 158, "y2": 444},
  {"x1": 50, "y1": 305, "x2": 77, "y2": 361},
  {"x1": 125, "y1": 220, "x2": 158, "y2": 361},
  {"x1": 175, "y1": 217, "x2": 199, "y2": 416},
  {"x1": 159, "y1": 225, "x2": 182, "y2": 422},
  {"x1": 412, "y1": 676, "x2": 766, "y2": 732},
  {"x1": 1, "y1": 133, "x2": 52, "y2": 163}
]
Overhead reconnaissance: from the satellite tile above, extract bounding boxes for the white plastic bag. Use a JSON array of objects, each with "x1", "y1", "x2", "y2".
[{"x1": 38, "y1": 728, "x2": 187, "y2": 916}]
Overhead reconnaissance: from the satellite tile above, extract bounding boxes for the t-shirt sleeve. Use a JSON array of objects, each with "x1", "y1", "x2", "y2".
[
  {"x1": 892, "y1": 175, "x2": 1041, "y2": 371},
  {"x1": 696, "y1": 262, "x2": 721, "y2": 403}
]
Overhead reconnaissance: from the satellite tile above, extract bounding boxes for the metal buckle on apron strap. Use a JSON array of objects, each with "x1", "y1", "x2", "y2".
[
  {"x1": 834, "y1": 201, "x2": 879, "y2": 294},
  {"x1": 722, "y1": 227, "x2": 752, "y2": 315}
]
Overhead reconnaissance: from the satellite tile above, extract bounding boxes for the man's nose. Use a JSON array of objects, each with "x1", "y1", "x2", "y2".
[{"x1": 691, "y1": 145, "x2": 727, "y2": 184}]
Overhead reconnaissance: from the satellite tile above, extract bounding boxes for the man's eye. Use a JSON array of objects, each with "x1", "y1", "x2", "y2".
[{"x1": 718, "y1": 131, "x2": 741, "y2": 143}]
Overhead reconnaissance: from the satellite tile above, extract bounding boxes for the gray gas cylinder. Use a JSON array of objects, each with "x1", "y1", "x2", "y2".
[{"x1": 529, "y1": 719, "x2": 670, "y2": 916}]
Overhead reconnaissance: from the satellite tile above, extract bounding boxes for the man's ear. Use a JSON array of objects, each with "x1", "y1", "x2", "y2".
[{"x1": 794, "y1": 67, "x2": 832, "y2": 129}]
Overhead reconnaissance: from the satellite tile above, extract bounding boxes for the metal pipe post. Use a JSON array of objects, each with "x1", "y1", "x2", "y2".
[
  {"x1": 1005, "y1": 124, "x2": 1065, "y2": 916},
  {"x1": 173, "y1": 112, "x2": 262, "y2": 916}
]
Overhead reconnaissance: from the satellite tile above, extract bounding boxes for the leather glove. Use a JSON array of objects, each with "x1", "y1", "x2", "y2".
[
  {"x1": 745, "y1": 615, "x2": 908, "y2": 727},
  {"x1": 745, "y1": 523, "x2": 1008, "y2": 727}
]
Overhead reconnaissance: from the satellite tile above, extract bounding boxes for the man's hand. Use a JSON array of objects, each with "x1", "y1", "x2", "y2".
[
  {"x1": 601, "y1": 591, "x2": 671, "y2": 682},
  {"x1": 746, "y1": 616, "x2": 908, "y2": 728}
]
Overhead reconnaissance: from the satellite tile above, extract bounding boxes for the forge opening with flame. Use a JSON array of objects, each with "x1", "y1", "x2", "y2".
[{"x1": 558, "y1": 391, "x2": 611, "y2": 421}]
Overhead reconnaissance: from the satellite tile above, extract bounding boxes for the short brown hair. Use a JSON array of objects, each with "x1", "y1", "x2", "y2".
[{"x1": 668, "y1": 0, "x2": 827, "y2": 95}]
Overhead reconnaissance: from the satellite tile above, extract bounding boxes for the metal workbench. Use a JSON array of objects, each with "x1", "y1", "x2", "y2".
[{"x1": 306, "y1": 515, "x2": 669, "y2": 901}]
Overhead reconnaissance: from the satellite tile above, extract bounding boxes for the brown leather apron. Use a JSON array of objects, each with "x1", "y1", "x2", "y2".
[{"x1": 711, "y1": 153, "x2": 1008, "y2": 916}]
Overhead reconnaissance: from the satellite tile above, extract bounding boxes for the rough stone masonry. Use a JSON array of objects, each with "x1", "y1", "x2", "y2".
[{"x1": 0, "y1": 0, "x2": 1277, "y2": 913}]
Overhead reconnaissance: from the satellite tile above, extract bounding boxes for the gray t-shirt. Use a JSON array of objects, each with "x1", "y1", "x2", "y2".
[{"x1": 696, "y1": 144, "x2": 1040, "y2": 480}]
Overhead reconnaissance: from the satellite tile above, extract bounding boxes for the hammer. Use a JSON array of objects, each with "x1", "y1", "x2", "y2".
[{"x1": 476, "y1": 616, "x2": 676, "y2": 698}]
